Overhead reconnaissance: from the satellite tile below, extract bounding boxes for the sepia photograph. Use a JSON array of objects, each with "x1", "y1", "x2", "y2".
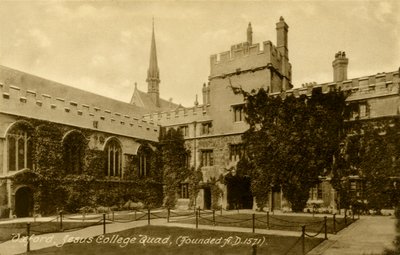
[{"x1": 0, "y1": 0, "x2": 399, "y2": 254}]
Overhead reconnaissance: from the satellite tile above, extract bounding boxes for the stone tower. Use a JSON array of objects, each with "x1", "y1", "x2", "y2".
[{"x1": 146, "y1": 19, "x2": 160, "y2": 107}]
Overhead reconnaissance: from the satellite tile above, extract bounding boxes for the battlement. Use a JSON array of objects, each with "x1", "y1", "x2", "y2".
[
  {"x1": 143, "y1": 104, "x2": 212, "y2": 125},
  {"x1": 210, "y1": 41, "x2": 282, "y2": 77},
  {"x1": 0, "y1": 83, "x2": 159, "y2": 141},
  {"x1": 282, "y1": 71, "x2": 400, "y2": 100}
]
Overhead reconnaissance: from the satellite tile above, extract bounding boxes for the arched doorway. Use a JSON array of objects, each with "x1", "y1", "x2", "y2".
[{"x1": 15, "y1": 187, "x2": 33, "y2": 217}]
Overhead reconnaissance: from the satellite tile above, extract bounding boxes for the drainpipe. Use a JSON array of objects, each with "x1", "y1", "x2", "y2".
[{"x1": 192, "y1": 121, "x2": 197, "y2": 209}]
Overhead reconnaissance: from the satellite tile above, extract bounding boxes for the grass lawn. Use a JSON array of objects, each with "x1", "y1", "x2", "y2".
[
  {"x1": 25, "y1": 225, "x2": 323, "y2": 255},
  {"x1": 0, "y1": 221, "x2": 102, "y2": 243},
  {"x1": 171, "y1": 212, "x2": 355, "y2": 234}
]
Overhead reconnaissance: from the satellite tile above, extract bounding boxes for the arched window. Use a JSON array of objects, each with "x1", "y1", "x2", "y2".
[
  {"x1": 104, "y1": 139, "x2": 122, "y2": 177},
  {"x1": 137, "y1": 145, "x2": 151, "y2": 177},
  {"x1": 7, "y1": 122, "x2": 33, "y2": 171},
  {"x1": 63, "y1": 131, "x2": 86, "y2": 175}
]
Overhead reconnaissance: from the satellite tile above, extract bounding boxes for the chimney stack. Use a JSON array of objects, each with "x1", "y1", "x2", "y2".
[
  {"x1": 202, "y1": 83, "x2": 210, "y2": 105},
  {"x1": 247, "y1": 22, "x2": 253, "y2": 45},
  {"x1": 332, "y1": 51, "x2": 349, "y2": 82}
]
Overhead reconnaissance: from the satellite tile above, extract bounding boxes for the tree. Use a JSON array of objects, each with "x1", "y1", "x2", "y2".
[
  {"x1": 337, "y1": 119, "x2": 400, "y2": 213},
  {"x1": 238, "y1": 87, "x2": 348, "y2": 211},
  {"x1": 160, "y1": 128, "x2": 191, "y2": 208}
]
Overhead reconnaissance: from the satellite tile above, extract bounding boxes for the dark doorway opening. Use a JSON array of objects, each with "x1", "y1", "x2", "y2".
[
  {"x1": 15, "y1": 187, "x2": 33, "y2": 217},
  {"x1": 226, "y1": 175, "x2": 253, "y2": 210},
  {"x1": 271, "y1": 186, "x2": 281, "y2": 211},
  {"x1": 203, "y1": 187, "x2": 211, "y2": 210}
]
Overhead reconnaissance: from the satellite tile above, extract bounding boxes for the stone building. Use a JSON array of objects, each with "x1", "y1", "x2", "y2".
[
  {"x1": 0, "y1": 17, "x2": 399, "y2": 217},
  {"x1": 143, "y1": 17, "x2": 399, "y2": 211}
]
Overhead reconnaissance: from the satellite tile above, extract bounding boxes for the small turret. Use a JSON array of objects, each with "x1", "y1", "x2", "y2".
[{"x1": 332, "y1": 51, "x2": 349, "y2": 82}]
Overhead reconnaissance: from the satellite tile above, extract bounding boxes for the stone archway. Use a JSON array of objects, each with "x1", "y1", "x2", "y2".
[{"x1": 15, "y1": 186, "x2": 33, "y2": 217}]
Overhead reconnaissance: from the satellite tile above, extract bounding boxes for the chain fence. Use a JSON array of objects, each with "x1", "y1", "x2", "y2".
[{"x1": 0, "y1": 207, "x2": 357, "y2": 254}]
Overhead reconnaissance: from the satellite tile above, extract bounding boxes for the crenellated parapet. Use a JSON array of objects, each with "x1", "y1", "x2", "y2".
[
  {"x1": 143, "y1": 104, "x2": 212, "y2": 126},
  {"x1": 209, "y1": 41, "x2": 284, "y2": 78},
  {"x1": 281, "y1": 71, "x2": 400, "y2": 100},
  {"x1": 0, "y1": 82, "x2": 160, "y2": 141}
]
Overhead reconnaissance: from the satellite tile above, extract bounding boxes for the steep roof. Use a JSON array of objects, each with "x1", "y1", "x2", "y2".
[
  {"x1": 130, "y1": 86, "x2": 181, "y2": 113},
  {"x1": 0, "y1": 65, "x2": 149, "y2": 117}
]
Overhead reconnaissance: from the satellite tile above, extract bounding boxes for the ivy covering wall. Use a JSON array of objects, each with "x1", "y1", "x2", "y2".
[{"x1": 11, "y1": 117, "x2": 163, "y2": 215}]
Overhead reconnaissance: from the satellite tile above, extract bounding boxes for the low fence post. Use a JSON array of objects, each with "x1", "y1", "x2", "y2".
[
  {"x1": 26, "y1": 223, "x2": 30, "y2": 253},
  {"x1": 195, "y1": 210, "x2": 199, "y2": 229},
  {"x1": 352, "y1": 209, "x2": 355, "y2": 221},
  {"x1": 302, "y1": 225, "x2": 306, "y2": 255},
  {"x1": 147, "y1": 209, "x2": 151, "y2": 225},
  {"x1": 220, "y1": 207, "x2": 222, "y2": 216},
  {"x1": 333, "y1": 213, "x2": 336, "y2": 234},
  {"x1": 167, "y1": 208, "x2": 170, "y2": 223},
  {"x1": 59, "y1": 210, "x2": 63, "y2": 232},
  {"x1": 324, "y1": 216, "x2": 328, "y2": 240},
  {"x1": 252, "y1": 213, "x2": 255, "y2": 233},
  {"x1": 134, "y1": 210, "x2": 137, "y2": 221},
  {"x1": 212, "y1": 210, "x2": 215, "y2": 226},
  {"x1": 344, "y1": 212, "x2": 347, "y2": 226},
  {"x1": 267, "y1": 211, "x2": 270, "y2": 229},
  {"x1": 103, "y1": 213, "x2": 106, "y2": 235},
  {"x1": 252, "y1": 244, "x2": 257, "y2": 255},
  {"x1": 112, "y1": 210, "x2": 115, "y2": 221}
]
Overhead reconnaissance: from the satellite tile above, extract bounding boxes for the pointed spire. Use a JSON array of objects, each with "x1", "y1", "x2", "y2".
[
  {"x1": 247, "y1": 22, "x2": 252, "y2": 45},
  {"x1": 147, "y1": 17, "x2": 160, "y2": 82},
  {"x1": 146, "y1": 17, "x2": 160, "y2": 107}
]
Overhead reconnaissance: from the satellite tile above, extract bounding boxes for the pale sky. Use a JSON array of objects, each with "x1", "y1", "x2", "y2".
[{"x1": 0, "y1": 0, "x2": 399, "y2": 107}]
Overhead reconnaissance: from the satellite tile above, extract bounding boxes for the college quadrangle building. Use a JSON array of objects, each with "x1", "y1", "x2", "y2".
[{"x1": 0, "y1": 17, "x2": 399, "y2": 218}]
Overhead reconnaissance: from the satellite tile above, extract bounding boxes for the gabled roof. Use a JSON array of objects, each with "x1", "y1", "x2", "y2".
[{"x1": 130, "y1": 86, "x2": 181, "y2": 113}]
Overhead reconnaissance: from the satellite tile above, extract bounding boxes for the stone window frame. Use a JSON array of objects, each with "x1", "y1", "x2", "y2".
[
  {"x1": 63, "y1": 130, "x2": 87, "y2": 175},
  {"x1": 229, "y1": 143, "x2": 244, "y2": 161},
  {"x1": 180, "y1": 183, "x2": 189, "y2": 199},
  {"x1": 201, "y1": 149, "x2": 214, "y2": 166},
  {"x1": 7, "y1": 125, "x2": 33, "y2": 172},
  {"x1": 200, "y1": 122, "x2": 213, "y2": 135},
  {"x1": 309, "y1": 183, "x2": 323, "y2": 201},
  {"x1": 232, "y1": 104, "x2": 245, "y2": 122},
  {"x1": 178, "y1": 125, "x2": 189, "y2": 137},
  {"x1": 137, "y1": 146, "x2": 151, "y2": 177},
  {"x1": 104, "y1": 139, "x2": 122, "y2": 177}
]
